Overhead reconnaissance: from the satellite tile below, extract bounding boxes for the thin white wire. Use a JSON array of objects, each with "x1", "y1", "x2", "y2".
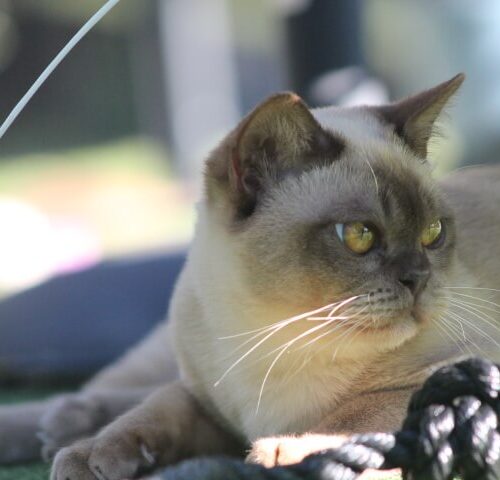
[{"x1": 0, "y1": 0, "x2": 122, "y2": 140}]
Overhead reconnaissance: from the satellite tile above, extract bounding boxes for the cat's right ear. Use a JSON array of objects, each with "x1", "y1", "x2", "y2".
[
  {"x1": 206, "y1": 93, "x2": 343, "y2": 218},
  {"x1": 373, "y1": 73, "x2": 465, "y2": 159}
]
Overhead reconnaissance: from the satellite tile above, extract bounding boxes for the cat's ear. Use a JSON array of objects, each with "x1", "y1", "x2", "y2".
[
  {"x1": 218, "y1": 92, "x2": 343, "y2": 217},
  {"x1": 374, "y1": 73, "x2": 465, "y2": 158}
]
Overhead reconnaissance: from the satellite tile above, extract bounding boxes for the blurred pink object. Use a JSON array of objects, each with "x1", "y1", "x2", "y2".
[
  {"x1": 0, "y1": 197, "x2": 101, "y2": 292},
  {"x1": 49, "y1": 218, "x2": 101, "y2": 273}
]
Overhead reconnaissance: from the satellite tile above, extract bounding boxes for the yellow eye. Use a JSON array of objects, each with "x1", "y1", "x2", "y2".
[
  {"x1": 336, "y1": 222, "x2": 376, "y2": 254},
  {"x1": 421, "y1": 220, "x2": 443, "y2": 248}
]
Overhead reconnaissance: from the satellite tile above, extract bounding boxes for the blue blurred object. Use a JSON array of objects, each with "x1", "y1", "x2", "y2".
[{"x1": 0, "y1": 251, "x2": 186, "y2": 379}]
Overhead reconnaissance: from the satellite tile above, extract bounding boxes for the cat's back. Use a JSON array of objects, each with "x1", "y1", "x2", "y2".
[
  {"x1": 440, "y1": 164, "x2": 500, "y2": 287},
  {"x1": 441, "y1": 164, "x2": 500, "y2": 197}
]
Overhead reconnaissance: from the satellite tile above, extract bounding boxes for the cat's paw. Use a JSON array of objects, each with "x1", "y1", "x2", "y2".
[
  {"x1": 51, "y1": 431, "x2": 156, "y2": 480},
  {"x1": 39, "y1": 394, "x2": 107, "y2": 460},
  {"x1": 87, "y1": 430, "x2": 157, "y2": 480},
  {"x1": 246, "y1": 433, "x2": 348, "y2": 467},
  {"x1": 51, "y1": 439, "x2": 96, "y2": 480}
]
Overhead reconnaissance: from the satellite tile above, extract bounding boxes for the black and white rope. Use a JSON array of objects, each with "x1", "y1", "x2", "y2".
[{"x1": 157, "y1": 358, "x2": 500, "y2": 480}]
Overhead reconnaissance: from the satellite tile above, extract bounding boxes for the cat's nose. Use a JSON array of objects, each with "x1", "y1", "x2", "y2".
[{"x1": 398, "y1": 269, "x2": 430, "y2": 296}]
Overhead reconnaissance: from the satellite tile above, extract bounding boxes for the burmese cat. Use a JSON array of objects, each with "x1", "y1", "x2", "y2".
[{"x1": 1, "y1": 73, "x2": 500, "y2": 479}]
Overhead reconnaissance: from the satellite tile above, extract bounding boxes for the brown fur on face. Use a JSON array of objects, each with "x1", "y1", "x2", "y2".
[{"x1": 202, "y1": 78, "x2": 463, "y2": 356}]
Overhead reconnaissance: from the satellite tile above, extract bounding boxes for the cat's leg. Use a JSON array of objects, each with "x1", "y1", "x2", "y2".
[
  {"x1": 51, "y1": 381, "x2": 243, "y2": 480},
  {"x1": 40, "y1": 322, "x2": 178, "y2": 459},
  {"x1": 247, "y1": 388, "x2": 414, "y2": 467},
  {"x1": 39, "y1": 388, "x2": 154, "y2": 462},
  {"x1": 0, "y1": 322, "x2": 177, "y2": 464}
]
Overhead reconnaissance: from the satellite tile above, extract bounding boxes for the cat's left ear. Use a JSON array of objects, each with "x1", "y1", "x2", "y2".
[{"x1": 374, "y1": 73, "x2": 465, "y2": 158}]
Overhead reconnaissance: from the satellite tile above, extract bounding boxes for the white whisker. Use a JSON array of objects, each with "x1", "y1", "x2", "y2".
[
  {"x1": 447, "y1": 293, "x2": 500, "y2": 312},
  {"x1": 218, "y1": 296, "x2": 366, "y2": 340},
  {"x1": 443, "y1": 287, "x2": 500, "y2": 293},
  {"x1": 363, "y1": 157, "x2": 379, "y2": 195},
  {"x1": 446, "y1": 307, "x2": 500, "y2": 349},
  {"x1": 438, "y1": 316, "x2": 472, "y2": 356},
  {"x1": 214, "y1": 321, "x2": 292, "y2": 387},
  {"x1": 255, "y1": 317, "x2": 338, "y2": 414},
  {"x1": 307, "y1": 315, "x2": 353, "y2": 321},
  {"x1": 331, "y1": 321, "x2": 361, "y2": 362},
  {"x1": 448, "y1": 299, "x2": 500, "y2": 333},
  {"x1": 300, "y1": 306, "x2": 369, "y2": 349},
  {"x1": 253, "y1": 296, "x2": 368, "y2": 414},
  {"x1": 216, "y1": 295, "x2": 365, "y2": 387},
  {"x1": 443, "y1": 297, "x2": 500, "y2": 316},
  {"x1": 333, "y1": 319, "x2": 371, "y2": 361}
]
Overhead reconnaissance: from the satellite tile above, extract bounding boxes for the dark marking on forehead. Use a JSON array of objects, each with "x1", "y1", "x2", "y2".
[
  {"x1": 380, "y1": 185, "x2": 394, "y2": 219},
  {"x1": 375, "y1": 164, "x2": 436, "y2": 237}
]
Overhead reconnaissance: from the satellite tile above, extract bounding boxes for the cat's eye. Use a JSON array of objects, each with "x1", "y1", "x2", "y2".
[
  {"x1": 335, "y1": 222, "x2": 376, "y2": 254},
  {"x1": 421, "y1": 220, "x2": 443, "y2": 248}
]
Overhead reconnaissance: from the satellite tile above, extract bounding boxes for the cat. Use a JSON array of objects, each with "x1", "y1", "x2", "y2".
[{"x1": 1, "y1": 73, "x2": 500, "y2": 480}]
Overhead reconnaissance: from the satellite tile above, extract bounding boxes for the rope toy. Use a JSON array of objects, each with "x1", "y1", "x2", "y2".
[{"x1": 157, "y1": 357, "x2": 500, "y2": 480}]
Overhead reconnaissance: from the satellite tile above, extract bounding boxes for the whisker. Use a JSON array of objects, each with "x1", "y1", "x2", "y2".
[
  {"x1": 214, "y1": 321, "x2": 293, "y2": 387},
  {"x1": 445, "y1": 296, "x2": 500, "y2": 316},
  {"x1": 259, "y1": 314, "x2": 356, "y2": 360},
  {"x1": 443, "y1": 287, "x2": 500, "y2": 293},
  {"x1": 446, "y1": 307, "x2": 500, "y2": 349},
  {"x1": 442, "y1": 313, "x2": 484, "y2": 356},
  {"x1": 218, "y1": 295, "x2": 367, "y2": 340},
  {"x1": 254, "y1": 299, "x2": 369, "y2": 414},
  {"x1": 300, "y1": 306, "x2": 369, "y2": 349},
  {"x1": 438, "y1": 316, "x2": 472, "y2": 356},
  {"x1": 447, "y1": 299, "x2": 500, "y2": 333},
  {"x1": 218, "y1": 303, "x2": 353, "y2": 362},
  {"x1": 331, "y1": 321, "x2": 361, "y2": 362},
  {"x1": 279, "y1": 349, "x2": 315, "y2": 387},
  {"x1": 216, "y1": 295, "x2": 366, "y2": 387},
  {"x1": 218, "y1": 303, "x2": 338, "y2": 340},
  {"x1": 219, "y1": 326, "x2": 285, "y2": 362},
  {"x1": 442, "y1": 298, "x2": 500, "y2": 314},
  {"x1": 307, "y1": 315, "x2": 352, "y2": 321},
  {"x1": 229, "y1": 311, "x2": 357, "y2": 362},
  {"x1": 255, "y1": 316, "x2": 342, "y2": 414},
  {"x1": 363, "y1": 157, "x2": 379, "y2": 195},
  {"x1": 447, "y1": 292, "x2": 500, "y2": 310},
  {"x1": 332, "y1": 320, "x2": 372, "y2": 361}
]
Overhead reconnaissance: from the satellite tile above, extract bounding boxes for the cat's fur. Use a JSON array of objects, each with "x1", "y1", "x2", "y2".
[{"x1": 2, "y1": 73, "x2": 500, "y2": 479}]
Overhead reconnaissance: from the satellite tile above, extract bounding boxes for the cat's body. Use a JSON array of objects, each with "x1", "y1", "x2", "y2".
[{"x1": 2, "y1": 74, "x2": 500, "y2": 479}]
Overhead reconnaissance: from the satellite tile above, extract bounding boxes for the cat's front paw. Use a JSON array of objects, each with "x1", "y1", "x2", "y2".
[
  {"x1": 246, "y1": 433, "x2": 348, "y2": 467},
  {"x1": 51, "y1": 431, "x2": 156, "y2": 480},
  {"x1": 88, "y1": 430, "x2": 157, "y2": 480},
  {"x1": 40, "y1": 394, "x2": 107, "y2": 460},
  {"x1": 51, "y1": 439, "x2": 96, "y2": 480}
]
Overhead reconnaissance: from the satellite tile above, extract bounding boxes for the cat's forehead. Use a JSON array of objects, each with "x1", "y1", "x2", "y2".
[{"x1": 267, "y1": 141, "x2": 441, "y2": 231}]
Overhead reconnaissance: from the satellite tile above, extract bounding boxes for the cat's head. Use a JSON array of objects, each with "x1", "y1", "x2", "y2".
[{"x1": 203, "y1": 74, "x2": 464, "y2": 357}]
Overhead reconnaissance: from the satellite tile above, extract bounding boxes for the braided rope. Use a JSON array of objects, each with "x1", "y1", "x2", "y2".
[{"x1": 157, "y1": 358, "x2": 500, "y2": 480}]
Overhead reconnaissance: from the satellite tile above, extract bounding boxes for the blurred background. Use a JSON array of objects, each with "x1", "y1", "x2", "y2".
[{"x1": 1, "y1": 0, "x2": 500, "y2": 381}]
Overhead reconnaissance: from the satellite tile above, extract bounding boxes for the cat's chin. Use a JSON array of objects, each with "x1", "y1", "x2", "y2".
[{"x1": 332, "y1": 315, "x2": 419, "y2": 358}]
